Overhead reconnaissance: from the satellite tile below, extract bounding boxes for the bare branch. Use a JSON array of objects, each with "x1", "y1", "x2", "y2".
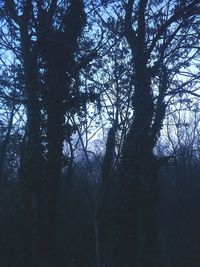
[
  {"x1": 124, "y1": 0, "x2": 136, "y2": 49},
  {"x1": 148, "y1": 0, "x2": 200, "y2": 56}
]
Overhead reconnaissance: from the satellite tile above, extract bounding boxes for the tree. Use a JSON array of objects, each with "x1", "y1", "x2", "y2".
[
  {"x1": 2, "y1": 0, "x2": 96, "y2": 265},
  {"x1": 3, "y1": 2, "x2": 45, "y2": 264},
  {"x1": 37, "y1": 0, "x2": 89, "y2": 260},
  {"x1": 1, "y1": 0, "x2": 200, "y2": 266},
  {"x1": 102, "y1": 1, "x2": 200, "y2": 266}
]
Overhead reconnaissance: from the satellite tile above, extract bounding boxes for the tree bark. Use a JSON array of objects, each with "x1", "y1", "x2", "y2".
[
  {"x1": 41, "y1": 57, "x2": 66, "y2": 260},
  {"x1": 113, "y1": 55, "x2": 160, "y2": 266},
  {"x1": 19, "y1": 60, "x2": 44, "y2": 267},
  {"x1": 18, "y1": 20, "x2": 45, "y2": 265}
]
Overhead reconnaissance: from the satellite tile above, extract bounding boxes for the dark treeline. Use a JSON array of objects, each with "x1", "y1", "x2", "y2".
[{"x1": 0, "y1": 0, "x2": 200, "y2": 267}]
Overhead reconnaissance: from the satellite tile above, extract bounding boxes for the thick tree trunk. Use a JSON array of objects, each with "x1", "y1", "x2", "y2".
[
  {"x1": 114, "y1": 127, "x2": 153, "y2": 267},
  {"x1": 19, "y1": 66, "x2": 44, "y2": 266},
  {"x1": 114, "y1": 136, "x2": 160, "y2": 267},
  {"x1": 19, "y1": 27, "x2": 45, "y2": 266},
  {"x1": 41, "y1": 58, "x2": 65, "y2": 261},
  {"x1": 140, "y1": 157, "x2": 160, "y2": 267},
  {"x1": 113, "y1": 60, "x2": 160, "y2": 267}
]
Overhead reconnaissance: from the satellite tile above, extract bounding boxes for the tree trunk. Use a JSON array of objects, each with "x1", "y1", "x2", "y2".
[
  {"x1": 113, "y1": 59, "x2": 160, "y2": 267},
  {"x1": 0, "y1": 106, "x2": 14, "y2": 179},
  {"x1": 41, "y1": 57, "x2": 65, "y2": 262},
  {"x1": 99, "y1": 125, "x2": 116, "y2": 266},
  {"x1": 18, "y1": 24, "x2": 45, "y2": 265},
  {"x1": 19, "y1": 65, "x2": 44, "y2": 266},
  {"x1": 140, "y1": 159, "x2": 160, "y2": 267}
]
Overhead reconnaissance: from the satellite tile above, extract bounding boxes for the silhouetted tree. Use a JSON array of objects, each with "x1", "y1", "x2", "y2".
[{"x1": 105, "y1": 1, "x2": 200, "y2": 266}]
